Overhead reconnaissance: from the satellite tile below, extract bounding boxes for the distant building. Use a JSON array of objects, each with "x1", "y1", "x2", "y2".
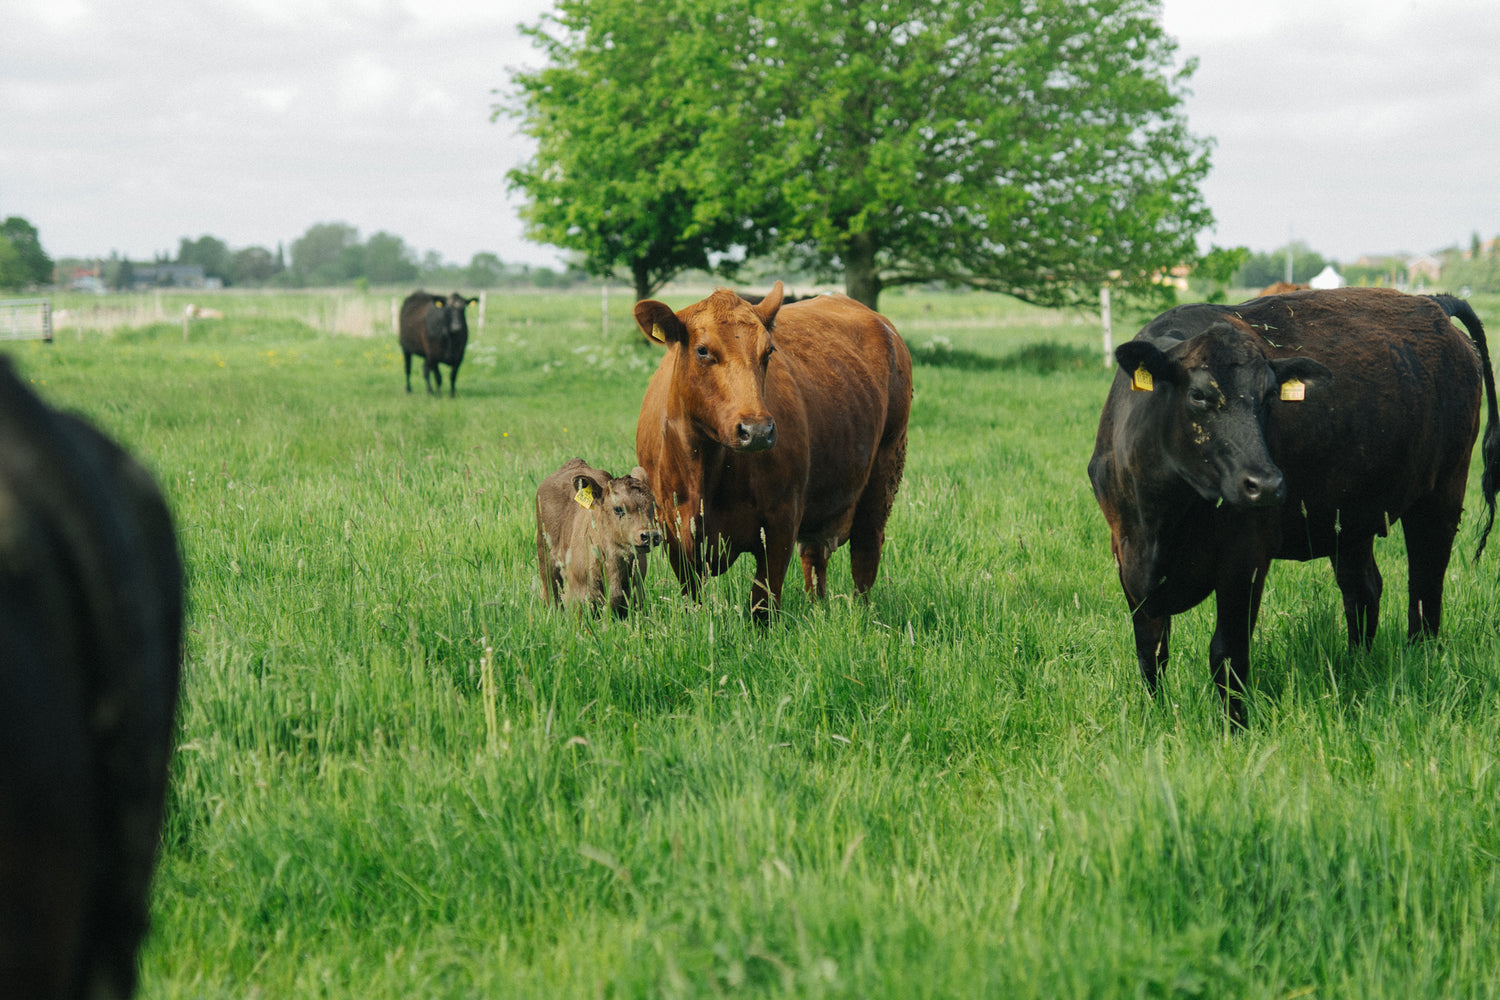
[
  {"x1": 1308, "y1": 265, "x2": 1345, "y2": 289},
  {"x1": 130, "y1": 263, "x2": 207, "y2": 289},
  {"x1": 1405, "y1": 254, "x2": 1442, "y2": 287}
]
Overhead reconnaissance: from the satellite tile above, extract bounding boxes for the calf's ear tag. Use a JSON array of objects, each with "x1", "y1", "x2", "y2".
[
  {"x1": 1131, "y1": 365, "x2": 1154, "y2": 392},
  {"x1": 650, "y1": 323, "x2": 666, "y2": 343},
  {"x1": 574, "y1": 485, "x2": 595, "y2": 509},
  {"x1": 1280, "y1": 378, "x2": 1306, "y2": 401}
]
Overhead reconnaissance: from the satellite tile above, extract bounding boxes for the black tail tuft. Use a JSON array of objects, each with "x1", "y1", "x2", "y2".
[{"x1": 1433, "y1": 294, "x2": 1500, "y2": 559}]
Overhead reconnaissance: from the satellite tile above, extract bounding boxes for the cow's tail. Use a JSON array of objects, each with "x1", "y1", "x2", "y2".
[{"x1": 1434, "y1": 294, "x2": 1500, "y2": 558}]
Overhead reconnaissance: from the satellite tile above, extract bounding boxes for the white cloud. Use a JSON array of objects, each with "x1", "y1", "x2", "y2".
[
  {"x1": 9, "y1": 0, "x2": 90, "y2": 33},
  {"x1": 335, "y1": 51, "x2": 402, "y2": 115},
  {"x1": 1166, "y1": 0, "x2": 1500, "y2": 258},
  {"x1": 5, "y1": 0, "x2": 1491, "y2": 269},
  {"x1": 247, "y1": 85, "x2": 301, "y2": 115}
]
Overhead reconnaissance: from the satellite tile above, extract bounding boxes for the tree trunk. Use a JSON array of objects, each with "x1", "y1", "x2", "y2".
[
  {"x1": 843, "y1": 231, "x2": 882, "y2": 310},
  {"x1": 631, "y1": 259, "x2": 653, "y2": 302}
]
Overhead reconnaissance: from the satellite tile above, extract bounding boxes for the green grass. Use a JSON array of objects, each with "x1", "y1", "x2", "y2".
[{"x1": 10, "y1": 287, "x2": 1500, "y2": 998}]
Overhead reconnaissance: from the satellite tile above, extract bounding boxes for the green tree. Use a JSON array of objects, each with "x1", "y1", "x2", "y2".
[
  {"x1": 505, "y1": 0, "x2": 780, "y2": 301},
  {"x1": 0, "y1": 236, "x2": 25, "y2": 290},
  {"x1": 466, "y1": 252, "x2": 505, "y2": 288},
  {"x1": 177, "y1": 234, "x2": 232, "y2": 282},
  {"x1": 1, "y1": 216, "x2": 54, "y2": 287},
  {"x1": 505, "y1": 0, "x2": 1214, "y2": 310},
  {"x1": 1233, "y1": 242, "x2": 1329, "y2": 290},
  {"x1": 290, "y1": 222, "x2": 361, "y2": 286},
  {"x1": 230, "y1": 246, "x2": 280, "y2": 286},
  {"x1": 364, "y1": 231, "x2": 419, "y2": 285},
  {"x1": 106, "y1": 254, "x2": 137, "y2": 292}
]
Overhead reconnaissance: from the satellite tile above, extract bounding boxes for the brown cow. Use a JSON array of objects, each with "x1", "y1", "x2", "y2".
[
  {"x1": 634, "y1": 281, "x2": 912, "y2": 622},
  {"x1": 1255, "y1": 281, "x2": 1308, "y2": 296},
  {"x1": 536, "y1": 458, "x2": 660, "y2": 618},
  {"x1": 0, "y1": 356, "x2": 183, "y2": 999},
  {"x1": 1089, "y1": 287, "x2": 1499, "y2": 726}
]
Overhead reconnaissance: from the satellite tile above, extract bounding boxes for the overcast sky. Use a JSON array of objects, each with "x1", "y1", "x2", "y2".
[{"x1": 3, "y1": 0, "x2": 1497, "y2": 272}]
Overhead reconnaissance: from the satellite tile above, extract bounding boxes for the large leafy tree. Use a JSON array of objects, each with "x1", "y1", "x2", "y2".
[
  {"x1": 0, "y1": 236, "x2": 25, "y2": 291},
  {"x1": 364, "y1": 231, "x2": 420, "y2": 285},
  {"x1": 177, "y1": 234, "x2": 231, "y2": 283},
  {"x1": 505, "y1": 0, "x2": 1213, "y2": 311},
  {"x1": 230, "y1": 246, "x2": 281, "y2": 286},
  {"x1": 289, "y1": 222, "x2": 361, "y2": 286},
  {"x1": 504, "y1": 0, "x2": 779, "y2": 301},
  {"x1": 1, "y1": 216, "x2": 54, "y2": 288}
]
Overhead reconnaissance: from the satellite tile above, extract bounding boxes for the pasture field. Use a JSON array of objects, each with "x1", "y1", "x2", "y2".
[{"x1": 13, "y1": 286, "x2": 1500, "y2": 998}]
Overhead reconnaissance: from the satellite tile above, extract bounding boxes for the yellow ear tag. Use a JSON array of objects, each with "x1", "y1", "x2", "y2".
[
  {"x1": 1131, "y1": 365, "x2": 1154, "y2": 392},
  {"x1": 1280, "y1": 378, "x2": 1306, "y2": 401},
  {"x1": 574, "y1": 485, "x2": 595, "y2": 509},
  {"x1": 650, "y1": 323, "x2": 666, "y2": 343}
]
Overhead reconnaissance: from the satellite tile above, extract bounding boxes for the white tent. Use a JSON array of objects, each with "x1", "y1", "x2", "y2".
[{"x1": 1309, "y1": 265, "x2": 1345, "y2": 289}]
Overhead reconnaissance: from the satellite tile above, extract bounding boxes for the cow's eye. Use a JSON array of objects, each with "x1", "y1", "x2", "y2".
[
  {"x1": 694, "y1": 344, "x2": 712, "y2": 362},
  {"x1": 613, "y1": 506, "x2": 625, "y2": 517},
  {"x1": 1188, "y1": 388, "x2": 1209, "y2": 407}
]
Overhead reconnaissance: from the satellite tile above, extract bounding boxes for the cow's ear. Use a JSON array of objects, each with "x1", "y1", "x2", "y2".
[
  {"x1": 635, "y1": 300, "x2": 685, "y2": 345},
  {"x1": 1269, "y1": 356, "x2": 1333, "y2": 392},
  {"x1": 1115, "y1": 340, "x2": 1178, "y2": 389},
  {"x1": 629, "y1": 465, "x2": 649, "y2": 489},
  {"x1": 572, "y1": 473, "x2": 605, "y2": 508},
  {"x1": 753, "y1": 281, "x2": 784, "y2": 330}
]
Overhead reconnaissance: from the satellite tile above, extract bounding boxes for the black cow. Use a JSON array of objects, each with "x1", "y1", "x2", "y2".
[
  {"x1": 0, "y1": 356, "x2": 183, "y2": 998},
  {"x1": 1089, "y1": 287, "x2": 1499, "y2": 726},
  {"x1": 399, "y1": 291, "x2": 473, "y2": 396}
]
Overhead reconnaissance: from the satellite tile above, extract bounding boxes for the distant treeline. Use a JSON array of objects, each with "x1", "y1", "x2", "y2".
[
  {"x1": 1230, "y1": 236, "x2": 1500, "y2": 294},
  {"x1": 51, "y1": 221, "x2": 589, "y2": 293}
]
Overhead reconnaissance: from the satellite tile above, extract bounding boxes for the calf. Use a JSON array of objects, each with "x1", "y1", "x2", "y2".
[
  {"x1": 0, "y1": 356, "x2": 184, "y2": 999},
  {"x1": 399, "y1": 290, "x2": 473, "y2": 396},
  {"x1": 1089, "y1": 287, "x2": 1499, "y2": 726},
  {"x1": 536, "y1": 458, "x2": 660, "y2": 618}
]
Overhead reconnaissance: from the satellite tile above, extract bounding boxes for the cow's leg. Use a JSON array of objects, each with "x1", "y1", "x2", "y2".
[
  {"x1": 751, "y1": 525, "x2": 796, "y2": 625},
  {"x1": 448, "y1": 361, "x2": 460, "y2": 398},
  {"x1": 1129, "y1": 608, "x2": 1171, "y2": 695},
  {"x1": 403, "y1": 351, "x2": 414, "y2": 392},
  {"x1": 608, "y1": 572, "x2": 629, "y2": 619},
  {"x1": 1401, "y1": 492, "x2": 1464, "y2": 639},
  {"x1": 1329, "y1": 533, "x2": 1382, "y2": 646},
  {"x1": 665, "y1": 536, "x2": 703, "y2": 602},
  {"x1": 848, "y1": 429, "x2": 908, "y2": 595},
  {"x1": 1208, "y1": 563, "x2": 1269, "y2": 730},
  {"x1": 538, "y1": 533, "x2": 561, "y2": 605},
  {"x1": 800, "y1": 543, "x2": 830, "y2": 598}
]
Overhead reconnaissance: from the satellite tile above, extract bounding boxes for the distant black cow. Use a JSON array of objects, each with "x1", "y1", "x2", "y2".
[
  {"x1": 0, "y1": 356, "x2": 183, "y2": 998},
  {"x1": 399, "y1": 291, "x2": 474, "y2": 396},
  {"x1": 1089, "y1": 287, "x2": 1499, "y2": 726}
]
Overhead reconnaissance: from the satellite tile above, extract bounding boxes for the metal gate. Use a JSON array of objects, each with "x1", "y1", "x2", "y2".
[{"x1": 1, "y1": 298, "x2": 53, "y2": 342}]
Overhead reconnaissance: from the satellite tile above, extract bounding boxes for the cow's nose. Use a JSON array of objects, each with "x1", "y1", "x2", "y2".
[
  {"x1": 1241, "y1": 470, "x2": 1285, "y2": 507},
  {"x1": 736, "y1": 419, "x2": 776, "y2": 452}
]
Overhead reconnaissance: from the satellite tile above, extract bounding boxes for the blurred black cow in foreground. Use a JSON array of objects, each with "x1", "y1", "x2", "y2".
[
  {"x1": 1089, "y1": 287, "x2": 1499, "y2": 727},
  {"x1": 400, "y1": 290, "x2": 474, "y2": 396},
  {"x1": 0, "y1": 356, "x2": 183, "y2": 999}
]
